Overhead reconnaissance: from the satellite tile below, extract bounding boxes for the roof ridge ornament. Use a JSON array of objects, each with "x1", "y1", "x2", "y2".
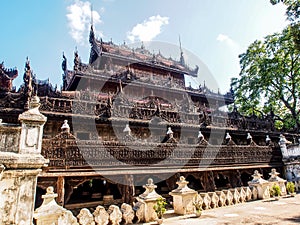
[{"x1": 179, "y1": 35, "x2": 185, "y2": 66}]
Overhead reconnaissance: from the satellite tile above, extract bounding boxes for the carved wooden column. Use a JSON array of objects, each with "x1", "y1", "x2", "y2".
[
  {"x1": 119, "y1": 174, "x2": 135, "y2": 204},
  {"x1": 201, "y1": 171, "x2": 216, "y2": 192},
  {"x1": 57, "y1": 176, "x2": 65, "y2": 206}
]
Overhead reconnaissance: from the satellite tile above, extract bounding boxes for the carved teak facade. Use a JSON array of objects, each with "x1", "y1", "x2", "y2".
[{"x1": 0, "y1": 26, "x2": 289, "y2": 208}]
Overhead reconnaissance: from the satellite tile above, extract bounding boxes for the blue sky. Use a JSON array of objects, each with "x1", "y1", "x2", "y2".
[{"x1": 0, "y1": 0, "x2": 288, "y2": 93}]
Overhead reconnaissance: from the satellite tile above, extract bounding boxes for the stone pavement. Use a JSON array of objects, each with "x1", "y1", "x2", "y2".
[{"x1": 141, "y1": 193, "x2": 300, "y2": 225}]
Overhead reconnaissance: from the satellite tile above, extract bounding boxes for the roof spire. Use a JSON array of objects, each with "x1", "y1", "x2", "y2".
[
  {"x1": 179, "y1": 35, "x2": 182, "y2": 52},
  {"x1": 90, "y1": 4, "x2": 93, "y2": 27},
  {"x1": 179, "y1": 35, "x2": 185, "y2": 66}
]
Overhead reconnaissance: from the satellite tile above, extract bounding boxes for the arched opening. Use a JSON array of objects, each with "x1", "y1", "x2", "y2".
[
  {"x1": 241, "y1": 172, "x2": 252, "y2": 186},
  {"x1": 67, "y1": 178, "x2": 122, "y2": 205},
  {"x1": 186, "y1": 174, "x2": 203, "y2": 191},
  {"x1": 214, "y1": 173, "x2": 230, "y2": 189}
]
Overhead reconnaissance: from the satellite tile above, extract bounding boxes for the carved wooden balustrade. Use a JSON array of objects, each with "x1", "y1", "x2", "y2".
[
  {"x1": 42, "y1": 135, "x2": 282, "y2": 170},
  {"x1": 37, "y1": 96, "x2": 276, "y2": 131}
]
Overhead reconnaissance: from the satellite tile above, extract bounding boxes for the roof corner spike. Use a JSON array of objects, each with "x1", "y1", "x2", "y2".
[{"x1": 179, "y1": 35, "x2": 185, "y2": 66}]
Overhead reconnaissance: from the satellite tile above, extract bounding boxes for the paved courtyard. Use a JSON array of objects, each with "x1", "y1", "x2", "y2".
[{"x1": 142, "y1": 194, "x2": 300, "y2": 225}]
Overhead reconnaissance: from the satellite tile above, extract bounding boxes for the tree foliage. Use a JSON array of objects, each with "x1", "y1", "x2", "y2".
[
  {"x1": 270, "y1": 0, "x2": 300, "y2": 22},
  {"x1": 231, "y1": 27, "x2": 300, "y2": 131},
  {"x1": 270, "y1": 0, "x2": 300, "y2": 49}
]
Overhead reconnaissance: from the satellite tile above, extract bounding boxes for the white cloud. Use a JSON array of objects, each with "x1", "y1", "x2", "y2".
[
  {"x1": 217, "y1": 34, "x2": 235, "y2": 46},
  {"x1": 127, "y1": 15, "x2": 169, "y2": 42},
  {"x1": 216, "y1": 33, "x2": 242, "y2": 54},
  {"x1": 66, "y1": 0, "x2": 102, "y2": 44}
]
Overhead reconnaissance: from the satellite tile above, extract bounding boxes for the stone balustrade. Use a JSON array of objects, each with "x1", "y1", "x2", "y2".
[
  {"x1": 33, "y1": 186, "x2": 274, "y2": 225},
  {"x1": 33, "y1": 171, "x2": 293, "y2": 224}
]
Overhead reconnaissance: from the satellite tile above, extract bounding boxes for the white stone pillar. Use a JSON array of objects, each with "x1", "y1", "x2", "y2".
[
  {"x1": 135, "y1": 178, "x2": 162, "y2": 222},
  {"x1": 0, "y1": 96, "x2": 48, "y2": 225},
  {"x1": 169, "y1": 176, "x2": 197, "y2": 215}
]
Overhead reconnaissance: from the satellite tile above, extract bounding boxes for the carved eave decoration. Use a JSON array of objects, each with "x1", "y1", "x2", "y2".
[
  {"x1": 0, "y1": 62, "x2": 18, "y2": 92},
  {"x1": 0, "y1": 92, "x2": 24, "y2": 109}
]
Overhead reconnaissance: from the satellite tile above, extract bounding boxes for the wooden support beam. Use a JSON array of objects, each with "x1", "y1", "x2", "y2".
[{"x1": 56, "y1": 176, "x2": 65, "y2": 206}]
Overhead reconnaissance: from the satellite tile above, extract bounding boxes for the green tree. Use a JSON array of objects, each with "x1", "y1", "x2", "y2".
[
  {"x1": 231, "y1": 27, "x2": 300, "y2": 131},
  {"x1": 270, "y1": 0, "x2": 300, "y2": 49}
]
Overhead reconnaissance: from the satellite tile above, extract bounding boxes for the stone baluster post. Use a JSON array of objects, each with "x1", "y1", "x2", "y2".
[
  {"x1": 34, "y1": 186, "x2": 78, "y2": 225},
  {"x1": 268, "y1": 168, "x2": 287, "y2": 196},
  {"x1": 169, "y1": 176, "x2": 197, "y2": 215},
  {"x1": 0, "y1": 96, "x2": 48, "y2": 225},
  {"x1": 248, "y1": 170, "x2": 270, "y2": 199},
  {"x1": 135, "y1": 178, "x2": 162, "y2": 222},
  {"x1": 216, "y1": 191, "x2": 226, "y2": 207}
]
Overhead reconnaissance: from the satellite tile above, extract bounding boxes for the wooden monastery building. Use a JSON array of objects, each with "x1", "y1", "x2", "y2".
[{"x1": 0, "y1": 26, "x2": 294, "y2": 209}]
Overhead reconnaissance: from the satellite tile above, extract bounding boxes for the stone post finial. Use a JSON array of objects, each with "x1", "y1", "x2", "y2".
[
  {"x1": 139, "y1": 178, "x2": 161, "y2": 200},
  {"x1": 268, "y1": 168, "x2": 285, "y2": 182},
  {"x1": 123, "y1": 124, "x2": 131, "y2": 136},
  {"x1": 247, "y1": 133, "x2": 252, "y2": 140},
  {"x1": 247, "y1": 132, "x2": 256, "y2": 145},
  {"x1": 0, "y1": 119, "x2": 2, "y2": 124},
  {"x1": 61, "y1": 120, "x2": 70, "y2": 133},
  {"x1": 167, "y1": 127, "x2": 173, "y2": 139},
  {"x1": 266, "y1": 135, "x2": 271, "y2": 145},
  {"x1": 225, "y1": 132, "x2": 236, "y2": 145},
  {"x1": 197, "y1": 130, "x2": 208, "y2": 145},
  {"x1": 252, "y1": 170, "x2": 263, "y2": 180},
  {"x1": 171, "y1": 176, "x2": 195, "y2": 193},
  {"x1": 269, "y1": 168, "x2": 279, "y2": 178},
  {"x1": 198, "y1": 131, "x2": 204, "y2": 139},
  {"x1": 41, "y1": 186, "x2": 58, "y2": 205},
  {"x1": 225, "y1": 132, "x2": 231, "y2": 140}
]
